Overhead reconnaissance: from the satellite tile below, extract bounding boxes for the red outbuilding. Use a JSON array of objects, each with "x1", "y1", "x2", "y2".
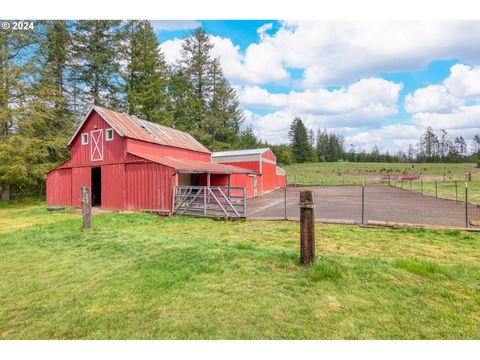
[
  {"x1": 212, "y1": 148, "x2": 286, "y2": 197},
  {"x1": 46, "y1": 106, "x2": 257, "y2": 212}
]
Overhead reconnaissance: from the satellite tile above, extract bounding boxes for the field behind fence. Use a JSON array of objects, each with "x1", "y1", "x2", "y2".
[{"x1": 247, "y1": 162, "x2": 480, "y2": 228}]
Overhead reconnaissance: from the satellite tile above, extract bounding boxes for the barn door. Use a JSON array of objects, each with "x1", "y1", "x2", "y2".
[{"x1": 90, "y1": 129, "x2": 104, "y2": 161}]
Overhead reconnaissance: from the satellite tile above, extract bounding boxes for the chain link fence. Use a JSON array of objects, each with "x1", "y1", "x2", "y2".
[{"x1": 248, "y1": 178, "x2": 480, "y2": 229}]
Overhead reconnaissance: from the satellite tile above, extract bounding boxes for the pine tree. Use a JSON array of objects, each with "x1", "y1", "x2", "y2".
[
  {"x1": 122, "y1": 21, "x2": 170, "y2": 124},
  {"x1": 207, "y1": 58, "x2": 243, "y2": 144},
  {"x1": 288, "y1": 117, "x2": 312, "y2": 163},
  {"x1": 167, "y1": 68, "x2": 197, "y2": 131},
  {"x1": 0, "y1": 26, "x2": 35, "y2": 200},
  {"x1": 237, "y1": 126, "x2": 259, "y2": 149},
  {"x1": 180, "y1": 27, "x2": 214, "y2": 127},
  {"x1": 70, "y1": 20, "x2": 122, "y2": 111},
  {"x1": 472, "y1": 134, "x2": 480, "y2": 160}
]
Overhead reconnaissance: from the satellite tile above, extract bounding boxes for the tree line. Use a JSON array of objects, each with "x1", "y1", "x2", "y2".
[
  {"x1": 0, "y1": 21, "x2": 260, "y2": 200},
  {"x1": 284, "y1": 117, "x2": 480, "y2": 165}
]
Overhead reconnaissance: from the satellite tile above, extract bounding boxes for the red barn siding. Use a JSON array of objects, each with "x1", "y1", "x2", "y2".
[
  {"x1": 125, "y1": 162, "x2": 175, "y2": 211},
  {"x1": 69, "y1": 112, "x2": 126, "y2": 166},
  {"x1": 46, "y1": 168, "x2": 72, "y2": 206},
  {"x1": 126, "y1": 139, "x2": 211, "y2": 162},
  {"x1": 230, "y1": 173, "x2": 254, "y2": 199},
  {"x1": 71, "y1": 167, "x2": 91, "y2": 208},
  {"x1": 102, "y1": 164, "x2": 125, "y2": 210},
  {"x1": 261, "y1": 161, "x2": 277, "y2": 193},
  {"x1": 261, "y1": 149, "x2": 276, "y2": 162},
  {"x1": 217, "y1": 160, "x2": 260, "y2": 173},
  {"x1": 276, "y1": 175, "x2": 286, "y2": 187}
]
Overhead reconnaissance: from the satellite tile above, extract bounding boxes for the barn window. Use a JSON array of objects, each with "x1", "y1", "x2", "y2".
[
  {"x1": 81, "y1": 133, "x2": 88, "y2": 145},
  {"x1": 105, "y1": 128, "x2": 114, "y2": 141}
]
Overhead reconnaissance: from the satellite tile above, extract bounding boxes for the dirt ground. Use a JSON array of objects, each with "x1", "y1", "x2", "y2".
[{"x1": 247, "y1": 185, "x2": 480, "y2": 228}]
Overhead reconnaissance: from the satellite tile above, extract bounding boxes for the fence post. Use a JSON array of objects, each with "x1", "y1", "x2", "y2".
[
  {"x1": 435, "y1": 180, "x2": 438, "y2": 198},
  {"x1": 361, "y1": 181, "x2": 365, "y2": 225},
  {"x1": 204, "y1": 186, "x2": 207, "y2": 216},
  {"x1": 243, "y1": 187, "x2": 247, "y2": 217},
  {"x1": 299, "y1": 190, "x2": 315, "y2": 266},
  {"x1": 455, "y1": 180, "x2": 458, "y2": 202},
  {"x1": 410, "y1": 180, "x2": 412, "y2": 190},
  {"x1": 81, "y1": 186, "x2": 92, "y2": 229},
  {"x1": 388, "y1": 175, "x2": 391, "y2": 187},
  {"x1": 421, "y1": 179, "x2": 423, "y2": 195},
  {"x1": 465, "y1": 182, "x2": 468, "y2": 228},
  {"x1": 284, "y1": 184, "x2": 287, "y2": 220}
]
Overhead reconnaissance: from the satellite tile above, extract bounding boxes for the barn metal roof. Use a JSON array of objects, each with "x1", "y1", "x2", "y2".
[
  {"x1": 211, "y1": 148, "x2": 270, "y2": 157},
  {"x1": 128, "y1": 151, "x2": 256, "y2": 174},
  {"x1": 68, "y1": 106, "x2": 211, "y2": 154}
]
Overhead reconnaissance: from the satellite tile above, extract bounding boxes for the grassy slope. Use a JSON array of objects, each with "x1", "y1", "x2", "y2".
[
  {"x1": 284, "y1": 162, "x2": 480, "y2": 203},
  {"x1": 1, "y1": 203, "x2": 479, "y2": 339}
]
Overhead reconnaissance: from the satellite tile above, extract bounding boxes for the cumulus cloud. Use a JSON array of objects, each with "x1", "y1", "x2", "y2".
[
  {"x1": 161, "y1": 21, "x2": 480, "y2": 89},
  {"x1": 404, "y1": 85, "x2": 461, "y2": 113},
  {"x1": 239, "y1": 77, "x2": 402, "y2": 119},
  {"x1": 405, "y1": 64, "x2": 480, "y2": 133}
]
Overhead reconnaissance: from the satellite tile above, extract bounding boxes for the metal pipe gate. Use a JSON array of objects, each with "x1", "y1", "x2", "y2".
[{"x1": 173, "y1": 186, "x2": 246, "y2": 218}]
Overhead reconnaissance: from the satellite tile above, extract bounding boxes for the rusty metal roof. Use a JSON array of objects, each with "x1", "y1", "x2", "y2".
[
  {"x1": 129, "y1": 151, "x2": 256, "y2": 174},
  {"x1": 68, "y1": 106, "x2": 211, "y2": 154}
]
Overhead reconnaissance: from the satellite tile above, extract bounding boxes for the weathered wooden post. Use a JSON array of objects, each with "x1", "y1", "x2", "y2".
[
  {"x1": 299, "y1": 190, "x2": 315, "y2": 266},
  {"x1": 81, "y1": 186, "x2": 92, "y2": 229}
]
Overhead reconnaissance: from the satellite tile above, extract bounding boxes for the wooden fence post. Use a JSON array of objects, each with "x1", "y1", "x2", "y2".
[
  {"x1": 81, "y1": 186, "x2": 92, "y2": 229},
  {"x1": 299, "y1": 190, "x2": 315, "y2": 266}
]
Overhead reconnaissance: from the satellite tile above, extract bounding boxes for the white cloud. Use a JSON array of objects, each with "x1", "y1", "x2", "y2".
[
  {"x1": 161, "y1": 21, "x2": 480, "y2": 88},
  {"x1": 405, "y1": 64, "x2": 480, "y2": 132},
  {"x1": 404, "y1": 85, "x2": 461, "y2": 113},
  {"x1": 412, "y1": 104, "x2": 480, "y2": 130},
  {"x1": 252, "y1": 21, "x2": 480, "y2": 87},
  {"x1": 444, "y1": 64, "x2": 480, "y2": 99},
  {"x1": 239, "y1": 77, "x2": 402, "y2": 119},
  {"x1": 150, "y1": 20, "x2": 201, "y2": 32},
  {"x1": 160, "y1": 39, "x2": 183, "y2": 64}
]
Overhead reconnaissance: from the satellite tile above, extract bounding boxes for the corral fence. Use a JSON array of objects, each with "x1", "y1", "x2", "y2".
[
  {"x1": 173, "y1": 185, "x2": 246, "y2": 218},
  {"x1": 248, "y1": 176, "x2": 480, "y2": 229}
]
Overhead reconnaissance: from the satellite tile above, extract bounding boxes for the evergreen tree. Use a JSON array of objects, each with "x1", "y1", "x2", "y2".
[
  {"x1": 316, "y1": 129, "x2": 329, "y2": 162},
  {"x1": 122, "y1": 21, "x2": 170, "y2": 124},
  {"x1": 167, "y1": 68, "x2": 196, "y2": 130},
  {"x1": 180, "y1": 27, "x2": 214, "y2": 128},
  {"x1": 417, "y1": 126, "x2": 439, "y2": 161},
  {"x1": 0, "y1": 26, "x2": 35, "y2": 200},
  {"x1": 237, "y1": 126, "x2": 259, "y2": 149},
  {"x1": 288, "y1": 117, "x2": 312, "y2": 163},
  {"x1": 70, "y1": 20, "x2": 122, "y2": 111},
  {"x1": 207, "y1": 58, "x2": 243, "y2": 143}
]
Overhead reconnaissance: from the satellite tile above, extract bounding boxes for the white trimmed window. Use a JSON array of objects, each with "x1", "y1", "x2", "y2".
[
  {"x1": 81, "y1": 133, "x2": 88, "y2": 145},
  {"x1": 105, "y1": 128, "x2": 114, "y2": 141}
]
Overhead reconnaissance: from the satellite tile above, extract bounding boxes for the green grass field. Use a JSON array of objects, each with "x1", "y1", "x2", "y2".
[
  {"x1": 285, "y1": 162, "x2": 480, "y2": 203},
  {"x1": 1, "y1": 202, "x2": 480, "y2": 339}
]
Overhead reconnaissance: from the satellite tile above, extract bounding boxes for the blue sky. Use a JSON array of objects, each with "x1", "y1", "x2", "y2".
[{"x1": 152, "y1": 20, "x2": 480, "y2": 153}]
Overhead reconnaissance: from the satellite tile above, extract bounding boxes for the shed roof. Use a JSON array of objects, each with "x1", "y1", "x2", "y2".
[
  {"x1": 128, "y1": 151, "x2": 256, "y2": 174},
  {"x1": 68, "y1": 106, "x2": 211, "y2": 154},
  {"x1": 211, "y1": 148, "x2": 270, "y2": 157}
]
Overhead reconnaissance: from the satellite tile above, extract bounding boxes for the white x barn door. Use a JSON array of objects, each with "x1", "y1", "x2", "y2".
[{"x1": 90, "y1": 129, "x2": 104, "y2": 161}]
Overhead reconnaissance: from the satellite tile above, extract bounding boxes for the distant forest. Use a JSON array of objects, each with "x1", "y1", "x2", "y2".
[
  {"x1": 280, "y1": 117, "x2": 480, "y2": 166},
  {"x1": 1, "y1": 21, "x2": 478, "y2": 200}
]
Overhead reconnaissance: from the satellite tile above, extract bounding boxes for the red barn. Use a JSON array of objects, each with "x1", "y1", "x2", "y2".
[
  {"x1": 212, "y1": 148, "x2": 286, "y2": 197},
  {"x1": 46, "y1": 106, "x2": 254, "y2": 212}
]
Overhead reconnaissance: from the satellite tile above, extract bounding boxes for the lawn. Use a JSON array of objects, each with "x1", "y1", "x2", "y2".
[
  {"x1": 284, "y1": 162, "x2": 480, "y2": 203},
  {"x1": 1, "y1": 202, "x2": 480, "y2": 339}
]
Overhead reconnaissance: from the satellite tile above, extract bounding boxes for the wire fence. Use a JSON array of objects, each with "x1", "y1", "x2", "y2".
[{"x1": 248, "y1": 179, "x2": 480, "y2": 229}]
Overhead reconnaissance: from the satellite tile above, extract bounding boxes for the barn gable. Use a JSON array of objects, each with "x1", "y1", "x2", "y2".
[{"x1": 68, "y1": 106, "x2": 210, "y2": 154}]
